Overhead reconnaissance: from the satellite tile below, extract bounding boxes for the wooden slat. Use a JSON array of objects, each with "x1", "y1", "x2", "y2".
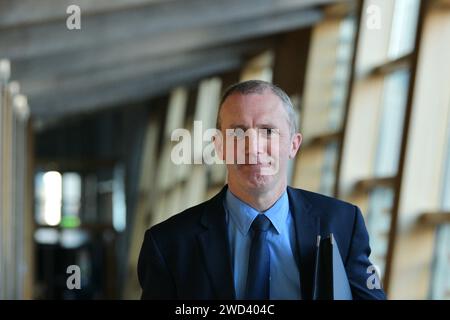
[
  {"x1": 353, "y1": 176, "x2": 396, "y2": 193},
  {"x1": 367, "y1": 54, "x2": 412, "y2": 77},
  {"x1": 302, "y1": 131, "x2": 341, "y2": 148},
  {"x1": 419, "y1": 212, "x2": 450, "y2": 227},
  {"x1": 272, "y1": 28, "x2": 312, "y2": 97}
]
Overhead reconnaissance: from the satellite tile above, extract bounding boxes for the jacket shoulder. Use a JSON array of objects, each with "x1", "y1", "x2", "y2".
[
  {"x1": 288, "y1": 187, "x2": 359, "y2": 230},
  {"x1": 292, "y1": 187, "x2": 356, "y2": 211},
  {"x1": 148, "y1": 200, "x2": 208, "y2": 238}
]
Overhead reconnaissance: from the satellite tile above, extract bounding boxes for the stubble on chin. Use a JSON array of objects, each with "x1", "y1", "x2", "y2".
[{"x1": 236, "y1": 166, "x2": 275, "y2": 191}]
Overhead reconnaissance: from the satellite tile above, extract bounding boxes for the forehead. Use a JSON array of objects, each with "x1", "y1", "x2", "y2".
[{"x1": 220, "y1": 91, "x2": 287, "y2": 125}]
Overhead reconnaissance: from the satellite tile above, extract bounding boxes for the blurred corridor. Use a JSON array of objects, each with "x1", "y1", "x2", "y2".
[{"x1": 1, "y1": 0, "x2": 450, "y2": 299}]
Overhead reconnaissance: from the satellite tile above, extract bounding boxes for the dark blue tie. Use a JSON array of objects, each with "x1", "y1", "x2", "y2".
[{"x1": 245, "y1": 214, "x2": 271, "y2": 300}]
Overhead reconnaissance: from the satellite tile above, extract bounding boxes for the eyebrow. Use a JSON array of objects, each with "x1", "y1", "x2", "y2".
[{"x1": 227, "y1": 123, "x2": 278, "y2": 129}]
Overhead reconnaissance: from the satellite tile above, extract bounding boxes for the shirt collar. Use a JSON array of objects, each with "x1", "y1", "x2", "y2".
[
  {"x1": 263, "y1": 190, "x2": 289, "y2": 235},
  {"x1": 225, "y1": 189, "x2": 289, "y2": 236}
]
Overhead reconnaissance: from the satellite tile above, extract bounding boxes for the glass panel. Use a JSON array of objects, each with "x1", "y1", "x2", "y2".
[
  {"x1": 112, "y1": 165, "x2": 126, "y2": 232},
  {"x1": 374, "y1": 69, "x2": 409, "y2": 177},
  {"x1": 62, "y1": 172, "x2": 82, "y2": 217},
  {"x1": 294, "y1": 14, "x2": 356, "y2": 194},
  {"x1": 442, "y1": 117, "x2": 450, "y2": 210},
  {"x1": 34, "y1": 171, "x2": 45, "y2": 225},
  {"x1": 431, "y1": 225, "x2": 450, "y2": 299},
  {"x1": 329, "y1": 16, "x2": 356, "y2": 131},
  {"x1": 165, "y1": 87, "x2": 188, "y2": 137},
  {"x1": 319, "y1": 141, "x2": 338, "y2": 196},
  {"x1": 388, "y1": 0, "x2": 421, "y2": 59},
  {"x1": 240, "y1": 50, "x2": 274, "y2": 82},
  {"x1": 35, "y1": 171, "x2": 62, "y2": 226},
  {"x1": 430, "y1": 111, "x2": 450, "y2": 299},
  {"x1": 366, "y1": 186, "x2": 394, "y2": 279}
]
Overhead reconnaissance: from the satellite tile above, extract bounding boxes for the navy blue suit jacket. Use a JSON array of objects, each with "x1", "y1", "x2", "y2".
[{"x1": 137, "y1": 185, "x2": 386, "y2": 300}]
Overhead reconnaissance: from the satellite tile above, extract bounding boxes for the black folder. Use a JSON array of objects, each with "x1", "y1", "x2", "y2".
[{"x1": 312, "y1": 233, "x2": 353, "y2": 300}]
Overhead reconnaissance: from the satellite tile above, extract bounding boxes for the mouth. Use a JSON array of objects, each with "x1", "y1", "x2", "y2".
[
  {"x1": 239, "y1": 154, "x2": 273, "y2": 165},
  {"x1": 238, "y1": 162, "x2": 272, "y2": 169}
]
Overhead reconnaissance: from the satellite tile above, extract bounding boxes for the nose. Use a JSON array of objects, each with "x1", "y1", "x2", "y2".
[{"x1": 245, "y1": 129, "x2": 262, "y2": 164}]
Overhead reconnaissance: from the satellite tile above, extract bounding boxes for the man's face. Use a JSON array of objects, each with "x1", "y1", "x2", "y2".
[{"x1": 215, "y1": 90, "x2": 302, "y2": 194}]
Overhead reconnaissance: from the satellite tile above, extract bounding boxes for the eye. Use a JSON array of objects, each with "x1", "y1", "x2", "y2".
[
  {"x1": 260, "y1": 128, "x2": 277, "y2": 137},
  {"x1": 229, "y1": 128, "x2": 245, "y2": 139}
]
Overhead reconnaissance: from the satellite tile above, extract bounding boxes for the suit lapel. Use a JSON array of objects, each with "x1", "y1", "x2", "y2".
[
  {"x1": 287, "y1": 187, "x2": 320, "y2": 300},
  {"x1": 197, "y1": 186, "x2": 236, "y2": 299}
]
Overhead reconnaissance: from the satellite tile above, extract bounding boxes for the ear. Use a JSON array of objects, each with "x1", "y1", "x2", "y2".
[
  {"x1": 289, "y1": 133, "x2": 302, "y2": 159},
  {"x1": 213, "y1": 130, "x2": 225, "y2": 161}
]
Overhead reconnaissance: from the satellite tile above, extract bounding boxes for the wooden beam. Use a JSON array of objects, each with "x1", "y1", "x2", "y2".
[
  {"x1": 10, "y1": 7, "x2": 322, "y2": 109},
  {"x1": 302, "y1": 131, "x2": 341, "y2": 148},
  {"x1": 23, "y1": 119, "x2": 35, "y2": 299},
  {"x1": 272, "y1": 27, "x2": 312, "y2": 96},
  {"x1": 0, "y1": 0, "x2": 332, "y2": 30},
  {"x1": 20, "y1": 39, "x2": 274, "y2": 97},
  {"x1": 419, "y1": 212, "x2": 450, "y2": 227},
  {"x1": 7, "y1": 6, "x2": 322, "y2": 69},
  {"x1": 29, "y1": 53, "x2": 243, "y2": 119},
  {"x1": 353, "y1": 176, "x2": 397, "y2": 194},
  {"x1": 431, "y1": 0, "x2": 450, "y2": 10},
  {"x1": 367, "y1": 54, "x2": 412, "y2": 77},
  {"x1": 23, "y1": 6, "x2": 322, "y2": 118},
  {"x1": 0, "y1": 0, "x2": 170, "y2": 29},
  {"x1": 35, "y1": 157, "x2": 117, "y2": 172},
  {"x1": 2, "y1": 2, "x2": 325, "y2": 119}
]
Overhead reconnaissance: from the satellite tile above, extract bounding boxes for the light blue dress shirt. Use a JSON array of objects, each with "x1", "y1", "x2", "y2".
[{"x1": 224, "y1": 189, "x2": 301, "y2": 300}]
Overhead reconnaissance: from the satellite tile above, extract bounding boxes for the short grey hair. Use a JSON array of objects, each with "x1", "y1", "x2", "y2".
[{"x1": 216, "y1": 80, "x2": 298, "y2": 136}]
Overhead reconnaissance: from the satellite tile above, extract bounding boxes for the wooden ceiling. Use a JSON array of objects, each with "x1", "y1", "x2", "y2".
[{"x1": 0, "y1": 0, "x2": 341, "y2": 122}]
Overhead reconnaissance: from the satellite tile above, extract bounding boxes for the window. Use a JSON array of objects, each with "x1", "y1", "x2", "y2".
[
  {"x1": 62, "y1": 172, "x2": 82, "y2": 228},
  {"x1": 374, "y1": 70, "x2": 409, "y2": 177},
  {"x1": 293, "y1": 10, "x2": 357, "y2": 196},
  {"x1": 430, "y1": 108, "x2": 450, "y2": 299},
  {"x1": 338, "y1": 0, "x2": 423, "y2": 294},
  {"x1": 388, "y1": 0, "x2": 421, "y2": 59},
  {"x1": 431, "y1": 225, "x2": 450, "y2": 299},
  {"x1": 366, "y1": 187, "x2": 394, "y2": 277},
  {"x1": 35, "y1": 171, "x2": 62, "y2": 226}
]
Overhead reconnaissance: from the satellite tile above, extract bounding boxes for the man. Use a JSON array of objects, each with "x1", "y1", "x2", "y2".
[{"x1": 138, "y1": 80, "x2": 386, "y2": 300}]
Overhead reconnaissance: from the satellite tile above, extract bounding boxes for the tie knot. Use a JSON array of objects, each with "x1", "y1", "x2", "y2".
[{"x1": 251, "y1": 214, "x2": 271, "y2": 232}]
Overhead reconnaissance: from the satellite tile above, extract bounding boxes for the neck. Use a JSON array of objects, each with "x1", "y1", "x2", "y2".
[{"x1": 228, "y1": 181, "x2": 287, "y2": 212}]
